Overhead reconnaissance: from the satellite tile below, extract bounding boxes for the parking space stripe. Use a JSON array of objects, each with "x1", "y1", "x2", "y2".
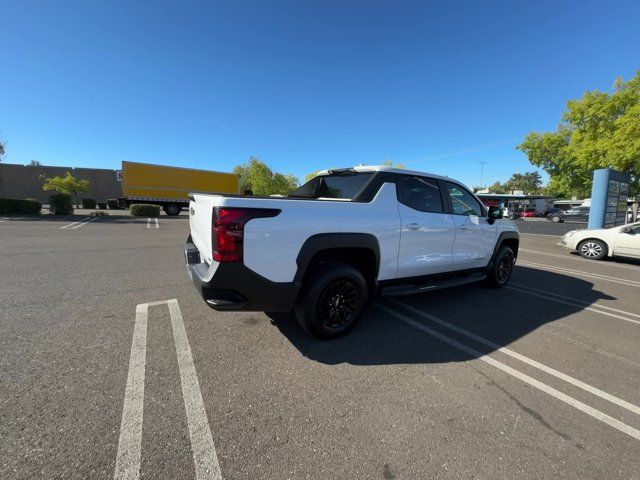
[
  {"x1": 146, "y1": 218, "x2": 159, "y2": 229},
  {"x1": 168, "y1": 299, "x2": 222, "y2": 480},
  {"x1": 60, "y1": 217, "x2": 91, "y2": 229},
  {"x1": 519, "y1": 248, "x2": 640, "y2": 272},
  {"x1": 114, "y1": 304, "x2": 148, "y2": 480},
  {"x1": 114, "y1": 300, "x2": 221, "y2": 480},
  {"x1": 377, "y1": 302, "x2": 640, "y2": 441},
  {"x1": 518, "y1": 260, "x2": 640, "y2": 287},
  {"x1": 385, "y1": 299, "x2": 640, "y2": 416},
  {"x1": 508, "y1": 283, "x2": 640, "y2": 321},
  {"x1": 70, "y1": 217, "x2": 98, "y2": 229}
]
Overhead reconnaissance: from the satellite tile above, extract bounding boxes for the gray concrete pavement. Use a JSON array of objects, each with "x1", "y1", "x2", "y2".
[{"x1": 1, "y1": 216, "x2": 639, "y2": 479}]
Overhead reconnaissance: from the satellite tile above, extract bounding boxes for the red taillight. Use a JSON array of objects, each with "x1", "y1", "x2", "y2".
[{"x1": 212, "y1": 207, "x2": 280, "y2": 263}]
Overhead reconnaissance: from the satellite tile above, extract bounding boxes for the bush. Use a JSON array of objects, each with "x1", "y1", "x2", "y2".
[
  {"x1": 97, "y1": 202, "x2": 107, "y2": 209},
  {"x1": 0, "y1": 198, "x2": 42, "y2": 215},
  {"x1": 81, "y1": 198, "x2": 97, "y2": 209},
  {"x1": 107, "y1": 199, "x2": 120, "y2": 209},
  {"x1": 130, "y1": 204, "x2": 160, "y2": 217},
  {"x1": 49, "y1": 193, "x2": 73, "y2": 215}
]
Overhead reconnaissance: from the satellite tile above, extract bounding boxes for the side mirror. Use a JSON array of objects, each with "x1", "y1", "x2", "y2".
[
  {"x1": 621, "y1": 226, "x2": 634, "y2": 234},
  {"x1": 488, "y1": 206, "x2": 503, "y2": 224}
]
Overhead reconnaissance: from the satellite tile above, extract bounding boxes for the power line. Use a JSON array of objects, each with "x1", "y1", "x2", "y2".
[{"x1": 403, "y1": 136, "x2": 522, "y2": 166}]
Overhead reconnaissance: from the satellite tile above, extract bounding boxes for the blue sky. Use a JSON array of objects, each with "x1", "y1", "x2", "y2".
[{"x1": 1, "y1": 1, "x2": 639, "y2": 188}]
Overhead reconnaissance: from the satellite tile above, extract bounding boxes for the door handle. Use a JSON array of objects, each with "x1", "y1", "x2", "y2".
[
  {"x1": 406, "y1": 222, "x2": 421, "y2": 230},
  {"x1": 457, "y1": 226, "x2": 470, "y2": 230}
]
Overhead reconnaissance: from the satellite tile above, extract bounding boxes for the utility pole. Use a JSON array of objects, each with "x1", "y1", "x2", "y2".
[{"x1": 477, "y1": 162, "x2": 488, "y2": 189}]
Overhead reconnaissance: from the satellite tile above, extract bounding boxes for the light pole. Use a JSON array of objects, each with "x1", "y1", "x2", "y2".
[{"x1": 477, "y1": 162, "x2": 488, "y2": 189}]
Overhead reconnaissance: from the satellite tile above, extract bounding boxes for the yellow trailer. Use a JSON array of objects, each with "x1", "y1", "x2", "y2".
[{"x1": 120, "y1": 161, "x2": 240, "y2": 215}]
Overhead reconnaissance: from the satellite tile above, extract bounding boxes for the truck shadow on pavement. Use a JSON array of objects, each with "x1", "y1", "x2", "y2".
[{"x1": 268, "y1": 266, "x2": 616, "y2": 366}]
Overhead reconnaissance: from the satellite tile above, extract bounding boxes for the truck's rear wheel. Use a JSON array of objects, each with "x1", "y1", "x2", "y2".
[
  {"x1": 295, "y1": 262, "x2": 368, "y2": 339},
  {"x1": 164, "y1": 204, "x2": 182, "y2": 216}
]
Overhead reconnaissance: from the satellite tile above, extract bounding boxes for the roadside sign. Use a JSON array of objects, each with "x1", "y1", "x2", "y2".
[{"x1": 116, "y1": 170, "x2": 123, "y2": 182}]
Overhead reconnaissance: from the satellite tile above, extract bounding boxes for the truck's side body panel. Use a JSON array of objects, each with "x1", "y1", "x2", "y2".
[
  {"x1": 190, "y1": 182, "x2": 402, "y2": 282},
  {"x1": 122, "y1": 161, "x2": 239, "y2": 203}
]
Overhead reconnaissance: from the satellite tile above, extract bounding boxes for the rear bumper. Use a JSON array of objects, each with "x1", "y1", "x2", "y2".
[{"x1": 184, "y1": 236, "x2": 298, "y2": 312}]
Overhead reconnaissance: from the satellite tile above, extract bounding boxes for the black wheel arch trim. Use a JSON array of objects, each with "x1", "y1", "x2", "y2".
[
  {"x1": 294, "y1": 233, "x2": 381, "y2": 285},
  {"x1": 485, "y1": 231, "x2": 520, "y2": 272}
]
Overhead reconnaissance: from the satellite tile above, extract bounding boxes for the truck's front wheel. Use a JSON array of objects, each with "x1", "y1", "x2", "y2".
[{"x1": 295, "y1": 262, "x2": 368, "y2": 339}]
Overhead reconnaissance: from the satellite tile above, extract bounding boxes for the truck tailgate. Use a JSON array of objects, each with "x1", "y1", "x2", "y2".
[{"x1": 189, "y1": 196, "x2": 216, "y2": 264}]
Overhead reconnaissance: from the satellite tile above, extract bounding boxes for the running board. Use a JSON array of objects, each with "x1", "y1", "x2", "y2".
[{"x1": 380, "y1": 272, "x2": 487, "y2": 296}]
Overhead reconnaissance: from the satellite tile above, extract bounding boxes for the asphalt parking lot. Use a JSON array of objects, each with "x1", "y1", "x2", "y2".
[{"x1": 1, "y1": 214, "x2": 639, "y2": 479}]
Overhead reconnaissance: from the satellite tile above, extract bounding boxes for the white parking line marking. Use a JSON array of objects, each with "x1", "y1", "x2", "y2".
[
  {"x1": 518, "y1": 260, "x2": 640, "y2": 288},
  {"x1": 70, "y1": 217, "x2": 98, "y2": 229},
  {"x1": 146, "y1": 218, "x2": 159, "y2": 229},
  {"x1": 114, "y1": 300, "x2": 221, "y2": 480},
  {"x1": 0, "y1": 216, "x2": 25, "y2": 222},
  {"x1": 519, "y1": 248, "x2": 640, "y2": 272},
  {"x1": 520, "y1": 233, "x2": 560, "y2": 238},
  {"x1": 114, "y1": 304, "x2": 148, "y2": 480},
  {"x1": 168, "y1": 299, "x2": 222, "y2": 480},
  {"x1": 60, "y1": 217, "x2": 91, "y2": 229},
  {"x1": 377, "y1": 302, "x2": 640, "y2": 441},
  {"x1": 386, "y1": 299, "x2": 640, "y2": 416},
  {"x1": 508, "y1": 283, "x2": 640, "y2": 322}
]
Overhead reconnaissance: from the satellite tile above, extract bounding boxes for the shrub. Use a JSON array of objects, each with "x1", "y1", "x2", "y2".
[
  {"x1": 107, "y1": 199, "x2": 120, "y2": 209},
  {"x1": 97, "y1": 202, "x2": 107, "y2": 209},
  {"x1": 130, "y1": 204, "x2": 160, "y2": 217},
  {"x1": 81, "y1": 198, "x2": 97, "y2": 209},
  {"x1": 0, "y1": 198, "x2": 42, "y2": 215},
  {"x1": 49, "y1": 193, "x2": 73, "y2": 215}
]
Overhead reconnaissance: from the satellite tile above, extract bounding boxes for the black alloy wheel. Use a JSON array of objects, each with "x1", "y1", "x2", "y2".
[{"x1": 316, "y1": 279, "x2": 360, "y2": 330}]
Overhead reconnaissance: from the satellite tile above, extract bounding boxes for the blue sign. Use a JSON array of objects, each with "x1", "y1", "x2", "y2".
[{"x1": 588, "y1": 168, "x2": 631, "y2": 229}]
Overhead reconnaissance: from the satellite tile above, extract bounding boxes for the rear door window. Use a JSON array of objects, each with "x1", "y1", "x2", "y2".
[{"x1": 397, "y1": 176, "x2": 444, "y2": 213}]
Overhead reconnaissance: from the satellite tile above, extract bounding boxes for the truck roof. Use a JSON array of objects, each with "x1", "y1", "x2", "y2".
[{"x1": 316, "y1": 165, "x2": 450, "y2": 181}]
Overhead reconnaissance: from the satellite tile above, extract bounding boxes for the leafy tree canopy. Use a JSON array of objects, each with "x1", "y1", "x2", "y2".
[
  {"x1": 0, "y1": 141, "x2": 5, "y2": 162},
  {"x1": 233, "y1": 157, "x2": 299, "y2": 196},
  {"x1": 518, "y1": 71, "x2": 640, "y2": 198},
  {"x1": 43, "y1": 172, "x2": 90, "y2": 207}
]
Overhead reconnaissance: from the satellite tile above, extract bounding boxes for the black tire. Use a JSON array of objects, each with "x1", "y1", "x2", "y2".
[
  {"x1": 486, "y1": 245, "x2": 515, "y2": 288},
  {"x1": 164, "y1": 204, "x2": 182, "y2": 216},
  {"x1": 294, "y1": 262, "x2": 368, "y2": 339},
  {"x1": 551, "y1": 214, "x2": 562, "y2": 223},
  {"x1": 577, "y1": 239, "x2": 607, "y2": 260}
]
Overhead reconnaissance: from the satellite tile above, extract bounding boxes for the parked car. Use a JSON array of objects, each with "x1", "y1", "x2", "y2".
[
  {"x1": 543, "y1": 207, "x2": 561, "y2": 217},
  {"x1": 522, "y1": 208, "x2": 542, "y2": 218},
  {"x1": 548, "y1": 206, "x2": 590, "y2": 223},
  {"x1": 185, "y1": 166, "x2": 519, "y2": 339},
  {"x1": 558, "y1": 222, "x2": 640, "y2": 260}
]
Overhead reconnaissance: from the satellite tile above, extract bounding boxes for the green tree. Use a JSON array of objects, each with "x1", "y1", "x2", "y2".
[
  {"x1": 383, "y1": 159, "x2": 405, "y2": 168},
  {"x1": 505, "y1": 171, "x2": 542, "y2": 194},
  {"x1": 518, "y1": 71, "x2": 640, "y2": 199},
  {"x1": 29, "y1": 160, "x2": 41, "y2": 166},
  {"x1": 487, "y1": 181, "x2": 507, "y2": 194},
  {"x1": 233, "y1": 157, "x2": 299, "y2": 196},
  {"x1": 43, "y1": 172, "x2": 90, "y2": 208},
  {"x1": 0, "y1": 140, "x2": 5, "y2": 162},
  {"x1": 305, "y1": 170, "x2": 320, "y2": 182}
]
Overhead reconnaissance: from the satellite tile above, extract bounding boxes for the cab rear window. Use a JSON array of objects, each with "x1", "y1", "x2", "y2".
[{"x1": 290, "y1": 173, "x2": 374, "y2": 200}]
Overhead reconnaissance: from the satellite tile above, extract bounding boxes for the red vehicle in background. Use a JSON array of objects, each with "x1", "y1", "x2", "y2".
[{"x1": 522, "y1": 208, "x2": 542, "y2": 218}]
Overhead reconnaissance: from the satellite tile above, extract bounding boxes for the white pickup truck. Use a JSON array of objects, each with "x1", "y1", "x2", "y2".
[{"x1": 185, "y1": 166, "x2": 519, "y2": 338}]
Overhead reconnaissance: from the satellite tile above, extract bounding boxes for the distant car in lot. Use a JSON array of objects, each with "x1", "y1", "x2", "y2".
[
  {"x1": 548, "y1": 206, "x2": 590, "y2": 223},
  {"x1": 543, "y1": 207, "x2": 561, "y2": 217},
  {"x1": 558, "y1": 222, "x2": 640, "y2": 260},
  {"x1": 522, "y1": 208, "x2": 542, "y2": 218}
]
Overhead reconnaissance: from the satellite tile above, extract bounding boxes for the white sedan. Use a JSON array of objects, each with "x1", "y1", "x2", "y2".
[{"x1": 558, "y1": 222, "x2": 640, "y2": 260}]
